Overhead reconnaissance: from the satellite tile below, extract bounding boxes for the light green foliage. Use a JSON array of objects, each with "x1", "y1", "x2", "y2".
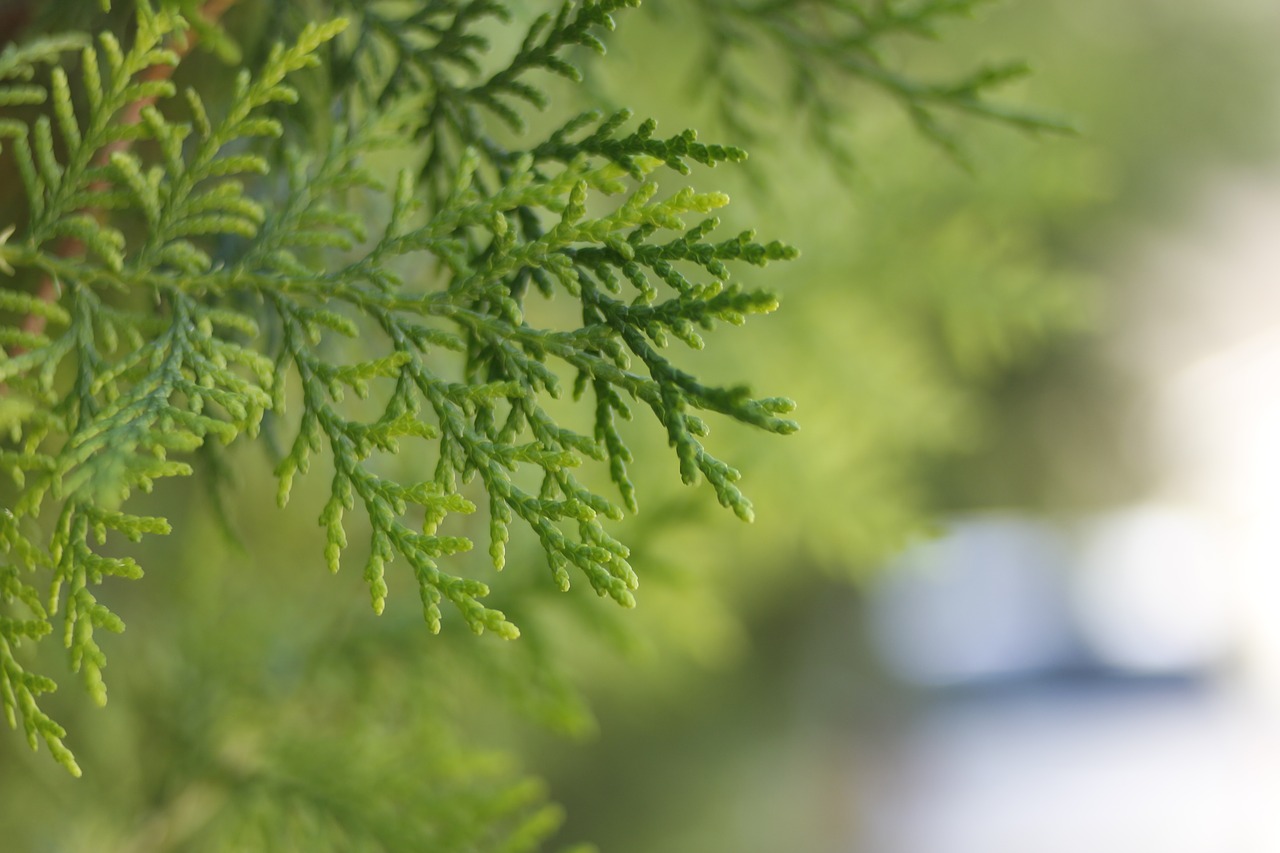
[{"x1": 0, "y1": 0, "x2": 805, "y2": 776}]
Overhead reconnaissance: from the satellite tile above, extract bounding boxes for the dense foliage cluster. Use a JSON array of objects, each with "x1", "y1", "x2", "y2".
[
  {"x1": 0, "y1": 0, "x2": 1069, "y2": 848},
  {"x1": 0, "y1": 0, "x2": 800, "y2": 772}
]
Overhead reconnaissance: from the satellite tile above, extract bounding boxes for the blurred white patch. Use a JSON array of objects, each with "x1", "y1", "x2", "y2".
[
  {"x1": 1073, "y1": 506, "x2": 1234, "y2": 673},
  {"x1": 1122, "y1": 175, "x2": 1280, "y2": 700},
  {"x1": 869, "y1": 517, "x2": 1078, "y2": 686},
  {"x1": 858, "y1": 689, "x2": 1280, "y2": 853}
]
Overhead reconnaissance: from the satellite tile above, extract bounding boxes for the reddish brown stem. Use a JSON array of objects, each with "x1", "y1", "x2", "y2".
[
  {"x1": 8, "y1": 0, "x2": 237, "y2": 355},
  {"x1": 0, "y1": 3, "x2": 31, "y2": 48}
]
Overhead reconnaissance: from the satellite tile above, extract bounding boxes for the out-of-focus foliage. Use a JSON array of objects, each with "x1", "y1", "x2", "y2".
[{"x1": 660, "y1": 0, "x2": 1074, "y2": 170}]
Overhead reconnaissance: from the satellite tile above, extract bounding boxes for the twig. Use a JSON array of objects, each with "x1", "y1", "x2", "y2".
[
  {"x1": 9, "y1": 0, "x2": 237, "y2": 354},
  {"x1": 0, "y1": 3, "x2": 31, "y2": 48}
]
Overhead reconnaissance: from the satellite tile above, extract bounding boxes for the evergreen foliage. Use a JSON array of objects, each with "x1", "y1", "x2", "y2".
[
  {"x1": 0, "y1": 0, "x2": 1064, "y2": 847},
  {"x1": 665, "y1": 0, "x2": 1073, "y2": 169}
]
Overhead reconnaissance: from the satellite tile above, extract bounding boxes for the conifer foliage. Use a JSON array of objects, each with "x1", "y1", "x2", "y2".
[
  {"x1": 0, "y1": 0, "x2": 802, "y2": 777},
  {"x1": 0, "y1": 0, "x2": 1056, "y2": 827},
  {"x1": 681, "y1": 0, "x2": 1072, "y2": 167}
]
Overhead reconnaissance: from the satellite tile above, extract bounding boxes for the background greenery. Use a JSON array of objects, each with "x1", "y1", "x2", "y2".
[{"x1": 2, "y1": 0, "x2": 1278, "y2": 851}]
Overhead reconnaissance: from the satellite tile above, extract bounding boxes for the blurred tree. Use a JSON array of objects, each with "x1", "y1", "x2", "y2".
[{"x1": 0, "y1": 1, "x2": 1082, "y2": 850}]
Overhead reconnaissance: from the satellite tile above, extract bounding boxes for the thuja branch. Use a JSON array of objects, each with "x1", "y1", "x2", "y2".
[
  {"x1": 680, "y1": 0, "x2": 1074, "y2": 167},
  {"x1": 0, "y1": 0, "x2": 805, "y2": 776}
]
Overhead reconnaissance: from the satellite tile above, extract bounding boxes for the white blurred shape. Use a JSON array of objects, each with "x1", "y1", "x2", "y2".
[
  {"x1": 869, "y1": 518, "x2": 1076, "y2": 686},
  {"x1": 1122, "y1": 176, "x2": 1280, "y2": 700},
  {"x1": 1074, "y1": 506, "x2": 1234, "y2": 673},
  {"x1": 857, "y1": 689, "x2": 1280, "y2": 853}
]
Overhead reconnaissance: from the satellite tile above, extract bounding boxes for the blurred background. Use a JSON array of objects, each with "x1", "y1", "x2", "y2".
[
  {"x1": 538, "y1": 0, "x2": 1280, "y2": 850},
  {"x1": 5, "y1": 0, "x2": 1280, "y2": 850}
]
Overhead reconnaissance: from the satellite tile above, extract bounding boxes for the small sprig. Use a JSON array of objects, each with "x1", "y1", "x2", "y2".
[{"x1": 681, "y1": 0, "x2": 1075, "y2": 169}]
